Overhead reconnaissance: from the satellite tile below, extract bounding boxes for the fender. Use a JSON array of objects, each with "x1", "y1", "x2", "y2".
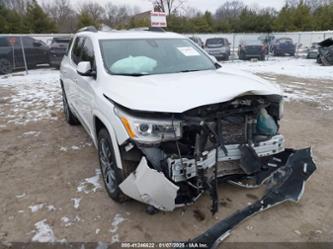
[{"x1": 92, "y1": 109, "x2": 125, "y2": 170}]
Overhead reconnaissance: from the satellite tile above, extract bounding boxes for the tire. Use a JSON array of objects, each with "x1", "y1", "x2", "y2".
[
  {"x1": 61, "y1": 87, "x2": 80, "y2": 125},
  {"x1": 239, "y1": 51, "x2": 245, "y2": 60},
  {"x1": 0, "y1": 58, "x2": 13, "y2": 75},
  {"x1": 98, "y1": 128, "x2": 135, "y2": 202}
]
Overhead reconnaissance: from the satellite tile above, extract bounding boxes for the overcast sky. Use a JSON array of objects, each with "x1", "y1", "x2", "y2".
[{"x1": 50, "y1": 0, "x2": 286, "y2": 13}]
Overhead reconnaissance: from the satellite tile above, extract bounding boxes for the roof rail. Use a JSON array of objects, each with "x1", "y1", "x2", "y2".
[
  {"x1": 128, "y1": 27, "x2": 166, "y2": 32},
  {"x1": 148, "y1": 27, "x2": 166, "y2": 32},
  {"x1": 77, "y1": 26, "x2": 98, "y2": 33}
]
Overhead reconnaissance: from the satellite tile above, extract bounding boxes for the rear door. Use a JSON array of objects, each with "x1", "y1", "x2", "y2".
[{"x1": 62, "y1": 36, "x2": 85, "y2": 115}]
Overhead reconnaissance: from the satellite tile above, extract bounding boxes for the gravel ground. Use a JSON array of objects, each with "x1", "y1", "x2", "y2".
[{"x1": 0, "y1": 68, "x2": 333, "y2": 247}]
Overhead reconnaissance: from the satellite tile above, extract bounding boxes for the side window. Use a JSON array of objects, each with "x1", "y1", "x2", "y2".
[
  {"x1": 80, "y1": 38, "x2": 95, "y2": 69},
  {"x1": 66, "y1": 38, "x2": 74, "y2": 56},
  {"x1": 71, "y1": 37, "x2": 85, "y2": 65},
  {"x1": 0, "y1": 37, "x2": 9, "y2": 47},
  {"x1": 22, "y1": 37, "x2": 34, "y2": 47}
]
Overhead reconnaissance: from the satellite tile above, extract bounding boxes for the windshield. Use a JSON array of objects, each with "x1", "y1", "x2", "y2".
[
  {"x1": 100, "y1": 38, "x2": 215, "y2": 76},
  {"x1": 206, "y1": 38, "x2": 225, "y2": 45},
  {"x1": 278, "y1": 38, "x2": 293, "y2": 43},
  {"x1": 53, "y1": 38, "x2": 71, "y2": 44},
  {"x1": 244, "y1": 40, "x2": 263, "y2": 46}
]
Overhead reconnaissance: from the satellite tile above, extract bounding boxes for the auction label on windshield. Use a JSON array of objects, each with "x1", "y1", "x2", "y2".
[{"x1": 177, "y1": 47, "x2": 200, "y2": 56}]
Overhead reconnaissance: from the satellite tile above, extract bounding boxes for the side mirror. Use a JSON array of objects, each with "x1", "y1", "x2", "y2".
[{"x1": 77, "y1": 61, "x2": 96, "y2": 77}]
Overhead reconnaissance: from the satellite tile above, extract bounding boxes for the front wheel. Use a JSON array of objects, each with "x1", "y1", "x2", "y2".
[
  {"x1": 0, "y1": 58, "x2": 12, "y2": 75},
  {"x1": 98, "y1": 128, "x2": 128, "y2": 202}
]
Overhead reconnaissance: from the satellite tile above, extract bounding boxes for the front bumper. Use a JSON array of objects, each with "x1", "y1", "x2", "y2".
[
  {"x1": 119, "y1": 135, "x2": 285, "y2": 211},
  {"x1": 168, "y1": 134, "x2": 284, "y2": 182}
]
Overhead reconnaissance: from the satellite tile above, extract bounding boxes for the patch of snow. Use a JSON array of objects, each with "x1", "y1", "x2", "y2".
[
  {"x1": 21, "y1": 131, "x2": 40, "y2": 137},
  {"x1": 60, "y1": 146, "x2": 67, "y2": 152},
  {"x1": 111, "y1": 234, "x2": 119, "y2": 244},
  {"x1": 32, "y1": 219, "x2": 56, "y2": 242},
  {"x1": 29, "y1": 204, "x2": 45, "y2": 213},
  {"x1": 60, "y1": 142, "x2": 93, "y2": 152},
  {"x1": 16, "y1": 193, "x2": 26, "y2": 199},
  {"x1": 18, "y1": 210, "x2": 24, "y2": 213},
  {"x1": 0, "y1": 69, "x2": 61, "y2": 126},
  {"x1": 72, "y1": 198, "x2": 81, "y2": 209},
  {"x1": 61, "y1": 216, "x2": 72, "y2": 227},
  {"x1": 47, "y1": 205, "x2": 56, "y2": 211},
  {"x1": 294, "y1": 230, "x2": 302, "y2": 236},
  {"x1": 71, "y1": 145, "x2": 80, "y2": 150},
  {"x1": 77, "y1": 169, "x2": 102, "y2": 194},
  {"x1": 110, "y1": 213, "x2": 126, "y2": 234},
  {"x1": 96, "y1": 228, "x2": 100, "y2": 234},
  {"x1": 223, "y1": 57, "x2": 333, "y2": 80}
]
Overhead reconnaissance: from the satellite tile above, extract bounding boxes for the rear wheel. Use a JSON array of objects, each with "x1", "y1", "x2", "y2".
[
  {"x1": 62, "y1": 87, "x2": 79, "y2": 125},
  {"x1": 98, "y1": 128, "x2": 133, "y2": 202},
  {"x1": 0, "y1": 58, "x2": 12, "y2": 75}
]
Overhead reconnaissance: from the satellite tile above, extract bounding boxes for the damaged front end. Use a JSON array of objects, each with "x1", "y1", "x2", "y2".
[{"x1": 116, "y1": 94, "x2": 304, "y2": 212}]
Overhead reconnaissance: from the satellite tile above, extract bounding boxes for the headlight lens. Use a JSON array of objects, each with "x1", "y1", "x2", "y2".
[
  {"x1": 279, "y1": 99, "x2": 284, "y2": 119},
  {"x1": 115, "y1": 108, "x2": 182, "y2": 144}
]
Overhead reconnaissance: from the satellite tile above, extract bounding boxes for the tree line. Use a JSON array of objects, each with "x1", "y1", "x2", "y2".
[{"x1": 0, "y1": 0, "x2": 333, "y2": 34}]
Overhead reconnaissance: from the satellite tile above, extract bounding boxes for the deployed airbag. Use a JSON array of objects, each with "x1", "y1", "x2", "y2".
[{"x1": 110, "y1": 56, "x2": 157, "y2": 74}]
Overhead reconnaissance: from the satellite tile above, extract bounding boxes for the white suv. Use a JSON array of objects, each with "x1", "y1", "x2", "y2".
[{"x1": 60, "y1": 28, "x2": 285, "y2": 212}]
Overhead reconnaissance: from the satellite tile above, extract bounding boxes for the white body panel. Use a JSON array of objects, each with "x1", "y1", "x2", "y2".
[{"x1": 60, "y1": 30, "x2": 284, "y2": 210}]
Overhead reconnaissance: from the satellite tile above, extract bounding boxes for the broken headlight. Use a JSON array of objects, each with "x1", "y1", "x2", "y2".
[{"x1": 115, "y1": 108, "x2": 182, "y2": 144}]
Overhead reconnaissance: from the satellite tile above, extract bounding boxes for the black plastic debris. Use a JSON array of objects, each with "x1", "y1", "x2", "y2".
[{"x1": 179, "y1": 148, "x2": 316, "y2": 249}]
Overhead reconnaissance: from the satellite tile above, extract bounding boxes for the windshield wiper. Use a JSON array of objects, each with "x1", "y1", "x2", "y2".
[
  {"x1": 179, "y1": 69, "x2": 201, "y2": 73},
  {"x1": 112, "y1": 73, "x2": 149, "y2": 77}
]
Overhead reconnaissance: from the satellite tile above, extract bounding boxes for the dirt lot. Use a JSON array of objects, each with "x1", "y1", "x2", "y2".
[{"x1": 0, "y1": 70, "x2": 333, "y2": 246}]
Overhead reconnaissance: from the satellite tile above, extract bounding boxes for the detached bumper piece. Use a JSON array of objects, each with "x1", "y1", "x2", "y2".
[{"x1": 179, "y1": 148, "x2": 316, "y2": 249}]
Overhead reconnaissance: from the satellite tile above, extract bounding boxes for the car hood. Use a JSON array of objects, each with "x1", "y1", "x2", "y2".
[{"x1": 103, "y1": 68, "x2": 282, "y2": 113}]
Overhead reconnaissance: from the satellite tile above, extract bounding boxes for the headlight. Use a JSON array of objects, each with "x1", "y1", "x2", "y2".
[
  {"x1": 279, "y1": 99, "x2": 284, "y2": 119},
  {"x1": 115, "y1": 108, "x2": 182, "y2": 144}
]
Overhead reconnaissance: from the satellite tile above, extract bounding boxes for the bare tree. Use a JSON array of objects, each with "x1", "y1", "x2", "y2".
[
  {"x1": 183, "y1": 6, "x2": 201, "y2": 18},
  {"x1": 104, "y1": 3, "x2": 139, "y2": 28},
  {"x1": 79, "y1": 2, "x2": 105, "y2": 21},
  {"x1": 42, "y1": 0, "x2": 77, "y2": 32},
  {"x1": 1, "y1": 0, "x2": 30, "y2": 14},
  {"x1": 150, "y1": 0, "x2": 187, "y2": 15},
  {"x1": 215, "y1": 1, "x2": 245, "y2": 20}
]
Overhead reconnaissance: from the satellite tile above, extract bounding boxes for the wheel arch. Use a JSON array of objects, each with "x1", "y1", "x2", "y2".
[{"x1": 93, "y1": 113, "x2": 124, "y2": 170}]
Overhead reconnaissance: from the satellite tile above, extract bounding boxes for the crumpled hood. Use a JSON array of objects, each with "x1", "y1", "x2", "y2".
[{"x1": 103, "y1": 68, "x2": 282, "y2": 113}]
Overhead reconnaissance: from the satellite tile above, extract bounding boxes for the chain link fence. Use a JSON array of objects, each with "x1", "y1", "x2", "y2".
[
  {"x1": 189, "y1": 31, "x2": 333, "y2": 60},
  {"x1": 0, "y1": 31, "x2": 332, "y2": 75},
  {"x1": 0, "y1": 34, "x2": 72, "y2": 75}
]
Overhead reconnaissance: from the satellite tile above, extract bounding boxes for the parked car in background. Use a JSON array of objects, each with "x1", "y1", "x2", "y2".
[
  {"x1": 49, "y1": 36, "x2": 72, "y2": 69},
  {"x1": 189, "y1": 36, "x2": 204, "y2": 48},
  {"x1": 238, "y1": 39, "x2": 266, "y2": 60},
  {"x1": 317, "y1": 38, "x2": 333, "y2": 66},
  {"x1": 205, "y1": 37, "x2": 230, "y2": 61},
  {"x1": 0, "y1": 36, "x2": 49, "y2": 74},
  {"x1": 271, "y1": 37, "x2": 296, "y2": 56},
  {"x1": 306, "y1": 43, "x2": 319, "y2": 59}
]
